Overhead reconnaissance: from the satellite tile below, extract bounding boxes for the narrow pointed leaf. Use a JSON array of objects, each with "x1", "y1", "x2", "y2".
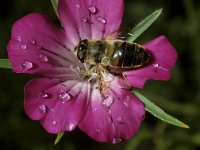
[
  {"x1": 0, "y1": 59, "x2": 12, "y2": 69},
  {"x1": 133, "y1": 90, "x2": 190, "y2": 129},
  {"x1": 127, "y1": 9, "x2": 162, "y2": 42},
  {"x1": 51, "y1": 0, "x2": 58, "y2": 17},
  {"x1": 54, "y1": 132, "x2": 64, "y2": 145}
]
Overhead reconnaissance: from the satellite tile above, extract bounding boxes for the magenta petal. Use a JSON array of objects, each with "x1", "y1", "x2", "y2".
[
  {"x1": 110, "y1": 89, "x2": 145, "y2": 138},
  {"x1": 24, "y1": 78, "x2": 59, "y2": 120},
  {"x1": 79, "y1": 88, "x2": 115, "y2": 142},
  {"x1": 123, "y1": 35, "x2": 177, "y2": 88},
  {"x1": 58, "y1": 0, "x2": 91, "y2": 44},
  {"x1": 24, "y1": 78, "x2": 89, "y2": 133},
  {"x1": 58, "y1": 0, "x2": 124, "y2": 41},
  {"x1": 89, "y1": 0, "x2": 124, "y2": 39},
  {"x1": 79, "y1": 85, "x2": 144, "y2": 143},
  {"x1": 7, "y1": 13, "x2": 81, "y2": 77}
]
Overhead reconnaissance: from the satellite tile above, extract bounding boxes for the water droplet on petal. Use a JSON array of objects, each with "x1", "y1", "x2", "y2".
[
  {"x1": 112, "y1": 137, "x2": 122, "y2": 144},
  {"x1": 153, "y1": 63, "x2": 168, "y2": 72},
  {"x1": 30, "y1": 39, "x2": 36, "y2": 45},
  {"x1": 153, "y1": 63, "x2": 159, "y2": 68},
  {"x1": 75, "y1": 4, "x2": 80, "y2": 8},
  {"x1": 97, "y1": 17, "x2": 106, "y2": 24},
  {"x1": 66, "y1": 123, "x2": 75, "y2": 131},
  {"x1": 40, "y1": 92, "x2": 50, "y2": 99},
  {"x1": 103, "y1": 96, "x2": 113, "y2": 108},
  {"x1": 21, "y1": 44, "x2": 28, "y2": 50},
  {"x1": 52, "y1": 120, "x2": 57, "y2": 125},
  {"x1": 38, "y1": 104, "x2": 47, "y2": 114},
  {"x1": 17, "y1": 36, "x2": 22, "y2": 42},
  {"x1": 123, "y1": 101, "x2": 128, "y2": 107},
  {"x1": 116, "y1": 116, "x2": 122, "y2": 122},
  {"x1": 88, "y1": 6, "x2": 97, "y2": 14},
  {"x1": 39, "y1": 54, "x2": 49, "y2": 62},
  {"x1": 95, "y1": 128, "x2": 101, "y2": 133},
  {"x1": 59, "y1": 91, "x2": 71, "y2": 103},
  {"x1": 81, "y1": 18, "x2": 88, "y2": 23},
  {"x1": 153, "y1": 64, "x2": 159, "y2": 73},
  {"x1": 22, "y1": 61, "x2": 33, "y2": 71},
  {"x1": 123, "y1": 96, "x2": 130, "y2": 108}
]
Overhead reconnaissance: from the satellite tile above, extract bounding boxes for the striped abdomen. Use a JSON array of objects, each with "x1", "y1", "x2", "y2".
[{"x1": 109, "y1": 41, "x2": 151, "y2": 69}]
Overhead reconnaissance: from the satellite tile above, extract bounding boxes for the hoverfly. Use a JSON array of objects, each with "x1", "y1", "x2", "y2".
[
  {"x1": 75, "y1": 30, "x2": 151, "y2": 92},
  {"x1": 76, "y1": 39, "x2": 151, "y2": 71}
]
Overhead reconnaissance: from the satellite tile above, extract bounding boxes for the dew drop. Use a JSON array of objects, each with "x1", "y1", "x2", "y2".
[
  {"x1": 38, "y1": 104, "x2": 47, "y2": 114},
  {"x1": 103, "y1": 96, "x2": 113, "y2": 108},
  {"x1": 66, "y1": 123, "x2": 75, "y2": 131},
  {"x1": 75, "y1": 4, "x2": 80, "y2": 8},
  {"x1": 153, "y1": 63, "x2": 159, "y2": 68},
  {"x1": 95, "y1": 128, "x2": 101, "y2": 133},
  {"x1": 22, "y1": 61, "x2": 33, "y2": 71},
  {"x1": 153, "y1": 63, "x2": 168, "y2": 72},
  {"x1": 39, "y1": 54, "x2": 49, "y2": 62},
  {"x1": 88, "y1": 6, "x2": 97, "y2": 14},
  {"x1": 153, "y1": 63, "x2": 159, "y2": 73},
  {"x1": 123, "y1": 101, "x2": 128, "y2": 107},
  {"x1": 112, "y1": 137, "x2": 122, "y2": 144},
  {"x1": 21, "y1": 44, "x2": 28, "y2": 50},
  {"x1": 40, "y1": 92, "x2": 50, "y2": 99},
  {"x1": 30, "y1": 39, "x2": 36, "y2": 45},
  {"x1": 17, "y1": 36, "x2": 22, "y2": 42},
  {"x1": 52, "y1": 120, "x2": 57, "y2": 125},
  {"x1": 123, "y1": 96, "x2": 130, "y2": 107},
  {"x1": 81, "y1": 18, "x2": 88, "y2": 23},
  {"x1": 97, "y1": 17, "x2": 106, "y2": 24},
  {"x1": 116, "y1": 116, "x2": 122, "y2": 122},
  {"x1": 59, "y1": 91, "x2": 71, "y2": 103}
]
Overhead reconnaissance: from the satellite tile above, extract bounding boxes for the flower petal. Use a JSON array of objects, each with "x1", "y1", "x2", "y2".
[
  {"x1": 89, "y1": 0, "x2": 124, "y2": 39},
  {"x1": 24, "y1": 78, "x2": 59, "y2": 120},
  {"x1": 109, "y1": 88, "x2": 145, "y2": 142},
  {"x1": 7, "y1": 13, "x2": 82, "y2": 77},
  {"x1": 79, "y1": 78, "x2": 144, "y2": 143},
  {"x1": 58, "y1": 0, "x2": 124, "y2": 41},
  {"x1": 79, "y1": 87, "x2": 115, "y2": 142},
  {"x1": 123, "y1": 35, "x2": 177, "y2": 88},
  {"x1": 24, "y1": 78, "x2": 89, "y2": 133}
]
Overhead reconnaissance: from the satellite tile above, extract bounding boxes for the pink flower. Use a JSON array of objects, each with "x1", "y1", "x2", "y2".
[{"x1": 7, "y1": 0, "x2": 177, "y2": 144}]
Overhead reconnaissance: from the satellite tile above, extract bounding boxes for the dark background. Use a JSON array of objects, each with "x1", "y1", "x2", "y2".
[{"x1": 0, "y1": 0, "x2": 200, "y2": 150}]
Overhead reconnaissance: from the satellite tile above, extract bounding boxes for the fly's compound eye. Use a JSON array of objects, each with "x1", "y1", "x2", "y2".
[{"x1": 77, "y1": 40, "x2": 88, "y2": 63}]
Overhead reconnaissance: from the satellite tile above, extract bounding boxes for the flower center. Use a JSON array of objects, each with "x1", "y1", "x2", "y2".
[{"x1": 71, "y1": 62, "x2": 112, "y2": 95}]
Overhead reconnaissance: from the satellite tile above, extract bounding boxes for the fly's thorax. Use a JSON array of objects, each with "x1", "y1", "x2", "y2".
[
  {"x1": 86, "y1": 40, "x2": 107, "y2": 64},
  {"x1": 76, "y1": 39, "x2": 111, "y2": 65}
]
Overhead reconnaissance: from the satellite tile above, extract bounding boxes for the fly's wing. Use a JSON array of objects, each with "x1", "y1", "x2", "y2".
[
  {"x1": 117, "y1": 22, "x2": 135, "y2": 40},
  {"x1": 106, "y1": 22, "x2": 134, "y2": 40}
]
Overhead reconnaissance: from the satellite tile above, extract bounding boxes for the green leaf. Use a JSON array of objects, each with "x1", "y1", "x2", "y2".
[
  {"x1": 51, "y1": 0, "x2": 58, "y2": 17},
  {"x1": 127, "y1": 9, "x2": 162, "y2": 42},
  {"x1": 54, "y1": 132, "x2": 64, "y2": 145},
  {"x1": 133, "y1": 90, "x2": 190, "y2": 129},
  {"x1": 0, "y1": 59, "x2": 12, "y2": 69}
]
